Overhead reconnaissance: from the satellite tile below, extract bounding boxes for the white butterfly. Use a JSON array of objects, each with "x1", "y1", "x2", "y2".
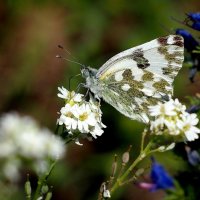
[{"x1": 81, "y1": 35, "x2": 184, "y2": 123}]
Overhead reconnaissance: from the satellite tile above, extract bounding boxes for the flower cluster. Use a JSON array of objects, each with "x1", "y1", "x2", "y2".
[
  {"x1": 57, "y1": 87, "x2": 106, "y2": 143},
  {"x1": 149, "y1": 98, "x2": 200, "y2": 142},
  {"x1": 175, "y1": 12, "x2": 200, "y2": 82},
  {"x1": 0, "y1": 112, "x2": 65, "y2": 181}
]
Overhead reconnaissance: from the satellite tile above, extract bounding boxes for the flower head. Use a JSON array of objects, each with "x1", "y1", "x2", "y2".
[
  {"x1": 57, "y1": 87, "x2": 106, "y2": 143},
  {"x1": 176, "y1": 29, "x2": 199, "y2": 52},
  {"x1": 138, "y1": 158, "x2": 174, "y2": 191},
  {"x1": 0, "y1": 112, "x2": 65, "y2": 181},
  {"x1": 58, "y1": 87, "x2": 83, "y2": 103},
  {"x1": 186, "y1": 13, "x2": 200, "y2": 31},
  {"x1": 188, "y1": 13, "x2": 200, "y2": 22},
  {"x1": 149, "y1": 98, "x2": 200, "y2": 142}
]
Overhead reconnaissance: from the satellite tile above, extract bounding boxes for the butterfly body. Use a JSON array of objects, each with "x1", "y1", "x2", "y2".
[{"x1": 81, "y1": 35, "x2": 184, "y2": 123}]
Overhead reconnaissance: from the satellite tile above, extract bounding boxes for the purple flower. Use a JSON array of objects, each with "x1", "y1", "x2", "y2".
[
  {"x1": 186, "y1": 13, "x2": 200, "y2": 31},
  {"x1": 176, "y1": 29, "x2": 199, "y2": 52},
  {"x1": 138, "y1": 158, "x2": 174, "y2": 191},
  {"x1": 186, "y1": 105, "x2": 200, "y2": 114},
  {"x1": 188, "y1": 13, "x2": 200, "y2": 21},
  {"x1": 176, "y1": 29, "x2": 200, "y2": 82}
]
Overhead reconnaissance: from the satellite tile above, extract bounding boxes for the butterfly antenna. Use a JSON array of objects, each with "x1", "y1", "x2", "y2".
[
  {"x1": 57, "y1": 44, "x2": 81, "y2": 62},
  {"x1": 58, "y1": 44, "x2": 72, "y2": 55},
  {"x1": 56, "y1": 55, "x2": 85, "y2": 68}
]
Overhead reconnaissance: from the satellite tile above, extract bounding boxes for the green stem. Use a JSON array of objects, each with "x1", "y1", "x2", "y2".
[
  {"x1": 140, "y1": 130, "x2": 147, "y2": 154},
  {"x1": 65, "y1": 132, "x2": 81, "y2": 144},
  {"x1": 111, "y1": 141, "x2": 152, "y2": 194},
  {"x1": 54, "y1": 124, "x2": 60, "y2": 135},
  {"x1": 33, "y1": 161, "x2": 57, "y2": 200}
]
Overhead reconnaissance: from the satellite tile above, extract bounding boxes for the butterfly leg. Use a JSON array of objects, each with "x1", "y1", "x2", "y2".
[{"x1": 75, "y1": 83, "x2": 87, "y2": 93}]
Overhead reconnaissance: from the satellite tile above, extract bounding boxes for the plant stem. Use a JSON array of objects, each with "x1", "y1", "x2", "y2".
[
  {"x1": 111, "y1": 141, "x2": 152, "y2": 194},
  {"x1": 33, "y1": 161, "x2": 57, "y2": 200},
  {"x1": 140, "y1": 130, "x2": 147, "y2": 154}
]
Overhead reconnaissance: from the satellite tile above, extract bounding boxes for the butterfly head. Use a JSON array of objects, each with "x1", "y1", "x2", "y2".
[
  {"x1": 81, "y1": 66, "x2": 97, "y2": 79},
  {"x1": 81, "y1": 66, "x2": 101, "y2": 96}
]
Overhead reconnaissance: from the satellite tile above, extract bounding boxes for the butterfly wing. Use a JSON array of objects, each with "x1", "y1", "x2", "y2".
[{"x1": 96, "y1": 35, "x2": 184, "y2": 123}]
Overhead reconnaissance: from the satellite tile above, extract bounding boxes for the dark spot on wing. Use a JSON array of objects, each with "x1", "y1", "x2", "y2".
[
  {"x1": 156, "y1": 36, "x2": 184, "y2": 79},
  {"x1": 157, "y1": 36, "x2": 169, "y2": 45},
  {"x1": 173, "y1": 35, "x2": 184, "y2": 47},
  {"x1": 132, "y1": 48, "x2": 150, "y2": 69},
  {"x1": 122, "y1": 69, "x2": 133, "y2": 79},
  {"x1": 142, "y1": 70, "x2": 154, "y2": 81}
]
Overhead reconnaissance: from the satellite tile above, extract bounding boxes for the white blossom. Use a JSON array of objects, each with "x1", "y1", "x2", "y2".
[
  {"x1": 0, "y1": 112, "x2": 66, "y2": 181},
  {"x1": 149, "y1": 101, "x2": 176, "y2": 117},
  {"x1": 149, "y1": 98, "x2": 200, "y2": 142},
  {"x1": 57, "y1": 87, "x2": 106, "y2": 143},
  {"x1": 75, "y1": 104, "x2": 97, "y2": 132},
  {"x1": 58, "y1": 104, "x2": 78, "y2": 130},
  {"x1": 2, "y1": 159, "x2": 21, "y2": 182},
  {"x1": 58, "y1": 87, "x2": 83, "y2": 102},
  {"x1": 177, "y1": 113, "x2": 200, "y2": 141}
]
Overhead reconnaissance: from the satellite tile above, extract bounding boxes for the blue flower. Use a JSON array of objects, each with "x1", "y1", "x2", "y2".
[
  {"x1": 185, "y1": 146, "x2": 200, "y2": 166},
  {"x1": 186, "y1": 105, "x2": 200, "y2": 114},
  {"x1": 186, "y1": 13, "x2": 200, "y2": 31},
  {"x1": 150, "y1": 158, "x2": 174, "y2": 191},
  {"x1": 138, "y1": 158, "x2": 174, "y2": 191},
  {"x1": 176, "y1": 29, "x2": 200, "y2": 82},
  {"x1": 188, "y1": 13, "x2": 200, "y2": 21},
  {"x1": 176, "y1": 29, "x2": 199, "y2": 52}
]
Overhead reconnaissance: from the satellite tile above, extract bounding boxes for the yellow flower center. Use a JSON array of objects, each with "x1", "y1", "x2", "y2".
[
  {"x1": 66, "y1": 112, "x2": 73, "y2": 118},
  {"x1": 183, "y1": 124, "x2": 190, "y2": 131},
  {"x1": 68, "y1": 99, "x2": 75, "y2": 106},
  {"x1": 79, "y1": 112, "x2": 88, "y2": 121}
]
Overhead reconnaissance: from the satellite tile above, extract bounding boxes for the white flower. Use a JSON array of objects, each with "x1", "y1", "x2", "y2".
[
  {"x1": 57, "y1": 86, "x2": 71, "y2": 99},
  {"x1": 172, "y1": 98, "x2": 186, "y2": 113},
  {"x1": 0, "y1": 112, "x2": 66, "y2": 181},
  {"x1": 57, "y1": 87, "x2": 106, "y2": 142},
  {"x1": 90, "y1": 124, "x2": 104, "y2": 138},
  {"x1": 46, "y1": 134, "x2": 65, "y2": 159},
  {"x1": 34, "y1": 160, "x2": 49, "y2": 175},
  {"x1": 73, "y1": 104, "x2": 97, "y2": 133},
  {"x1": 177, "y1": 113, "x2": 200, "y2": 141},
  {"x1": 58, "y1": 87, "x2": 83, "y2": 102},
  {"x1": 149, "y1": 101, "x2": 176, "y2": 117},
  {"x1": 149, "y1": 98, "x2": 200, "y2": 142},
  {"x1": 57, "y1": 104, "x2": 78, "y2": 130},
  {"x1": 2, "y1": 159, "x2": 21, "y2": 182}
]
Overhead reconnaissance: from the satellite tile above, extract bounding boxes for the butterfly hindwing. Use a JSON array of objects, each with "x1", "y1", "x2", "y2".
[{"x1": 96, "y1": 35, "x2": 184, "y2": 123}]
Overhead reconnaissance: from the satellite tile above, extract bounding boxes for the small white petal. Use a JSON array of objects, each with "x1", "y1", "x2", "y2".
[
  {"x1": 75, "y1": 139, "x2": 83, "y2": 146},
  {"x1": 185, "y1": 131, "x2": 199, "y2": 141}
]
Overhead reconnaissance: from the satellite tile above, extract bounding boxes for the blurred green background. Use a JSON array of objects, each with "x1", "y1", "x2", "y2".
[{"x1": 0, "y1": 0, "x2": 200, "y2": 199}]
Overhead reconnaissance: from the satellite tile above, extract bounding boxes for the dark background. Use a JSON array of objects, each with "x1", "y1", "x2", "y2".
[{"x1": 0, "y1": 0, "x2": 199, "y2": 199}]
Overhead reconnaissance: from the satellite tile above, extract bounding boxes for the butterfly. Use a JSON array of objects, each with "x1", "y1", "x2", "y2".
[{"x1": 81, "y1": 35, "x2": 184, "y2": 123}]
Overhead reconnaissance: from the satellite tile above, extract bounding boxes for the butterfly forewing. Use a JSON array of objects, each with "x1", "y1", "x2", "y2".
[{"x1": 96, "y1": 35, "x2": 184, "y2": 123}]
